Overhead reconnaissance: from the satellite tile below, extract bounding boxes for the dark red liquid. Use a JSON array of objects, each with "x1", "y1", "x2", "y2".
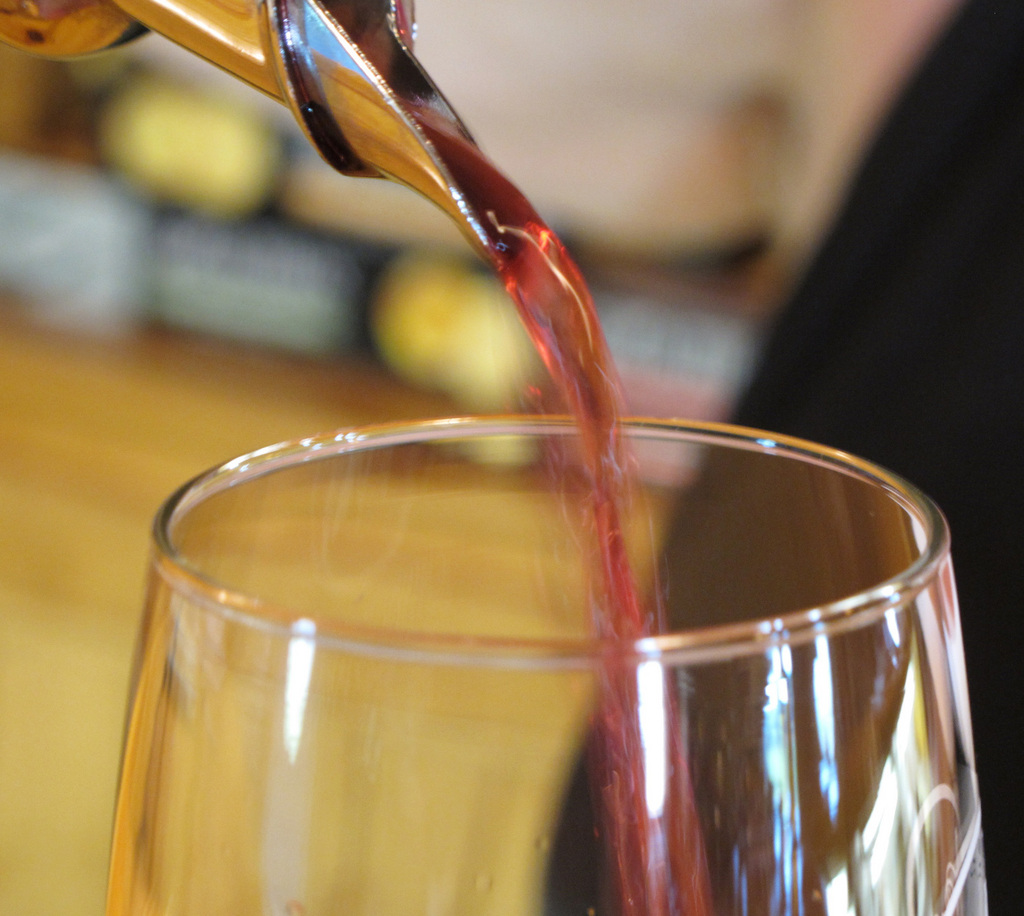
[{"x1": 419, "y1": 119, "x2": 713, "y2": 916}]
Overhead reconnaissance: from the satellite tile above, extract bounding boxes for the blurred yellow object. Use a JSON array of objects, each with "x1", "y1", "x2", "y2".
[
  {"x1": 372, "y1": 253, "x2": 537, "y2": 412},
  {"x1": 99, "y1": 74, "x2": 282, "y2": 218}
]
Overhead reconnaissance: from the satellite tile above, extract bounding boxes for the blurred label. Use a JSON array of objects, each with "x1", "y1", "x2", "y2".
[
  {"x1": 150, "y1": 211, "x2": 372, "y2": 354},
  {"x1": 0, "y1": 151, "x2": 149, "y2": 325}
]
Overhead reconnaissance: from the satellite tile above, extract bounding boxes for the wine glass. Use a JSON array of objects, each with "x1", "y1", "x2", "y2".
[{"x1": 105, "y1": 417, "x2": 986, "y2": 915}]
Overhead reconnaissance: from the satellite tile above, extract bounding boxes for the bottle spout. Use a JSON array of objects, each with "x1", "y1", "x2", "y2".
[
  {"x1": 264, "y1": 0, "x2": 487, "y2": 252},
  {"x1": 2, "y1": 0, "x2": 485, "y2": 252}
]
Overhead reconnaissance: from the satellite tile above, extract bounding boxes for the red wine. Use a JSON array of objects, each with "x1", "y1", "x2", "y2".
[{"x1": 416, "y1": 116, "x2": 713, "y2": 916}]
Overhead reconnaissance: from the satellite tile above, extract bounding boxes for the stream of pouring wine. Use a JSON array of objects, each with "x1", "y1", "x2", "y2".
[
  {"x1": 296, "y1": 34, "x2": 713, "y2": 916},
  {"x1": 418, "y1": 115, "x2": 713, "y2": 916}
]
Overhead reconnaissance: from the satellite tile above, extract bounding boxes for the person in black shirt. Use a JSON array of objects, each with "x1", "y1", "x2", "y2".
[{"x1": 734, "y1": 0, "x2": 1024, "y2": 909}]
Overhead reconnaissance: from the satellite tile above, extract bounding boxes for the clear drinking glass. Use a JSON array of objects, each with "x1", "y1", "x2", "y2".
[{"x1": 106, "y1": 417, "x2": 986, "y2": 916}]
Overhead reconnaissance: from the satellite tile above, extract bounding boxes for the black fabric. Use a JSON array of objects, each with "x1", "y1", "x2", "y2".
[{"x1": 734, "y1": 0, "x2": 1024, "y2": 908}]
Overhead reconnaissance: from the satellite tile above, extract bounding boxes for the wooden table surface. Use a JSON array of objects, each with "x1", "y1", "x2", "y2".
[{"x1": 0, "y1": 304, "x2": 453, "y2": 916}]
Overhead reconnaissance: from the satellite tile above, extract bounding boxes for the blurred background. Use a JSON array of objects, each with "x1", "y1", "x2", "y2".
[{"x1": 0, "y1": 1, "x2": 954, "y2": 913}]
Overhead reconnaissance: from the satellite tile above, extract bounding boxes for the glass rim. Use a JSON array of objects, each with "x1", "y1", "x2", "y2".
[{"x1": 151, "y1": 415, "x2": 951, "y2": 667}]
